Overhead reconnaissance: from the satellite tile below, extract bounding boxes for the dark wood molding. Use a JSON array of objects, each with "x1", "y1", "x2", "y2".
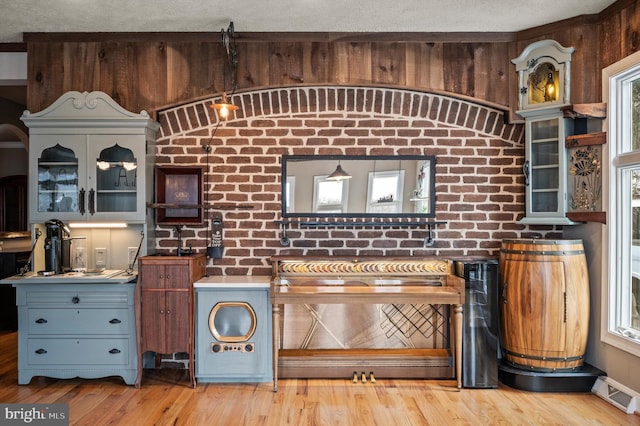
[
  {"x1": 598, "y1": 0, "x2": 638, "y2": 21},
  {"x1": 515, "y1": 14, "x2": 600, "y2": 41},
  {"x1": 23, "y1": 31, "x2": 517, "y2": 44},
  {"x1": 0, "y1": 43, "x2": 26, "y2": 52}
]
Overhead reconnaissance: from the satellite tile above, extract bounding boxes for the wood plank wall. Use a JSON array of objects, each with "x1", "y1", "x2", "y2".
[{"x1": 23, "y1": 1, "x2": 640, "y2": 118}]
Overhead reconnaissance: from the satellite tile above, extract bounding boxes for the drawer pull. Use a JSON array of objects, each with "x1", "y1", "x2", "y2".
[
  {"x1": 35, "y1": 348, "x2": 47, "y2": 355},
  {"x1": 109, "y1": 318, "x2": 122, "y2": 324},
  {"x1": 72, "y1": 296, "x2": 80, "y2": 304},
  {"x1": 35, "y1": 318, "x2": 48, "y2": 324},
  {"x1": 109, "y1": 348, "x2": 121, "y2": 354}
]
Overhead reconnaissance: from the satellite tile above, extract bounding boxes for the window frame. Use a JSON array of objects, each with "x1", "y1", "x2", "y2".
[{"x1": 602, "y1": 49, "x2": 640, "y2": 357}]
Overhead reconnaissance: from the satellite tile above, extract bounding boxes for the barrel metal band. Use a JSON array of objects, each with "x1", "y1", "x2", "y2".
[
  {"x1": 500, "y1": 249, "x2": 585, "y2": 256},
  {"x1": 505, "y1": 349, "x2": 583, "y2": 363},
  {"x1": 504, "y1": 360, "x2": 584, "y2": 373}
]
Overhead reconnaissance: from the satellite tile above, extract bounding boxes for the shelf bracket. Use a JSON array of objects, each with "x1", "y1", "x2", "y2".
[
  {"x1": 279, "y1": 221, "x2": 290, "y2": 246},
  {"x1": 424, "y1": 223, "x2": 436, "y2": 247}
]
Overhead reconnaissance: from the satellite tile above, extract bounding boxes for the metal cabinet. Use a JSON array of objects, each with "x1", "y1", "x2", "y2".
[{"x1": 455, "y1": 259, "x2": 499, "y2": 389}]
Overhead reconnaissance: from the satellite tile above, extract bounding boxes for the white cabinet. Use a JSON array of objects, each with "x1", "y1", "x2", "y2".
[
  {"x1": 22, "y1": 91, "x2": 158, "y2": 224},
  {"x1": 512, "y1": 40, "x2": 578, "y2": 225},
  {"x1": 519, "y1": 111, "x2": 576, "y2": 225},
  {"x1": 14, "y1": 281, "x2": 138, "y2": 385}
]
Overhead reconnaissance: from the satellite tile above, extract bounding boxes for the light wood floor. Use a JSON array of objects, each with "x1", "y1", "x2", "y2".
[{"x1": 0, "y1": 332, "x2": 638, "y2": 425}]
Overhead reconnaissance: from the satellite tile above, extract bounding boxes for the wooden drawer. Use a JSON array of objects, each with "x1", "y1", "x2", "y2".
[
  {"x1": 27, "y1": 338, "x2": 130, "y2": 365},
  {"x1": 26, "y1": 308, "x2": 130, "y2": 335},
  {"x1": 22, "y1": 288, "x2": 132, "y2": 306}
]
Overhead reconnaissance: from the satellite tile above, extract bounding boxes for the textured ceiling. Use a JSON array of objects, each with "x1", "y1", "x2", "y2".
[{"x1": 0, "y1": 0, "x2": 617, "y2": 43}]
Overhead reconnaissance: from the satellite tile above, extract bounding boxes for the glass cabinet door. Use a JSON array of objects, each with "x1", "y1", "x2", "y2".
[
  {"x1": 95, "y1": 144, "x2": 138, "y2": 213},
  {"x1": 521, "y1": 113, "x2": 574, "y2": 225},
  {"x1": 30, "y1": 137, "x2": 88, "y2": 222},
  {"x1": 529, "y1": 117, "x2": 560, "y2": 213},
  {"x1": 87, "y1": 135, "x2": 146, "y2": 220}
]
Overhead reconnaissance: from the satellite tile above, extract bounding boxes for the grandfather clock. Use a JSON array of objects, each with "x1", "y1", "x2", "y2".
[{"x1": 512, "y1": 40, "x2": 576, "y2": 225}]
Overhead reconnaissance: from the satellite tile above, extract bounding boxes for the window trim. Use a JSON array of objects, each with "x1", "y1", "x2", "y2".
[{"x1": 602, "y1": 49, "x2": 640, "y2": 357}]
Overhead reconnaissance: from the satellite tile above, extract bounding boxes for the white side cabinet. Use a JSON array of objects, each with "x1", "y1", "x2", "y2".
[
  {"x1": 22, "y1": 91, "x2": 159, "y2": 224},
  {"x1": 14, "y1": 281, "x2": 138, "y2": 385},
  {"x1": 519, "y1": 110, "x2": 576, "y2": 225}
]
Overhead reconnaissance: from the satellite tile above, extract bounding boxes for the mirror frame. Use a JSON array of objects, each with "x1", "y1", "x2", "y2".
[{"x1": 281, "y1": 154, "x2": 436, "y2": 219}]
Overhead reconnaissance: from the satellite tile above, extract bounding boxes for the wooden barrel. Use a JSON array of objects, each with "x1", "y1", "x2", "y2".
[{"x1": 499, "y1": 239, "x2": 590, "y2": 372}]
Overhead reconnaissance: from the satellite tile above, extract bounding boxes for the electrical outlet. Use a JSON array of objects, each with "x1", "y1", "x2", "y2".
[
  {"x1": 95, "y1": 248, "x2": 107, "y2": 267},
  {"x1": 128, "y1": 247, "x2": 137, "y2": 266}
]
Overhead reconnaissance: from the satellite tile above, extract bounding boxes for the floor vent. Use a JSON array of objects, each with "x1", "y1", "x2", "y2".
[{"x1": 592, "y1": 376, "x2": 639, "y2": 414}]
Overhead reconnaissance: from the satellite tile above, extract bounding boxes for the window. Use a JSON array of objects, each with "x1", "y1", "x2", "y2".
[
  {"x1": 285, "y1": 176, "x2": 295, "y2": 213},
  {"x1": 313, "y1": 176, "x2": 349, "y2": 213},
  {"x1": 366, "y1": 170, "x2": 405, "y2": 214},
  {"x1": 603, "y1": 50, "x2": 640, "y2": 355}
]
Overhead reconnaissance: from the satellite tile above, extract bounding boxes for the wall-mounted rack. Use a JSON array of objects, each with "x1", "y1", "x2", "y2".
[
  {"x1": 275, "y1": 220, "x2": 446, "y2": 247},
  {"x1": 147, "y1": 203, "x2": 255, "y2": 211}
]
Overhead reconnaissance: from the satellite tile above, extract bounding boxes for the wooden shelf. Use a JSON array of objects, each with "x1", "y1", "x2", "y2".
[
  {"x1": 562, "y1": 103, "x2": 607, "y2": 119},
  {"x1": 566, "y1": 211, "x2": 606, "y2": 224},
  {"x1": 566, "y1": 132, "x2": 606, "y2": 147}
]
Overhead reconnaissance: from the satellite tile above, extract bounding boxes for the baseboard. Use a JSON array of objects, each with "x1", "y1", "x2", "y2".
[{"x1": 592, "y1": 376, "x2": 639, "y2": 414}]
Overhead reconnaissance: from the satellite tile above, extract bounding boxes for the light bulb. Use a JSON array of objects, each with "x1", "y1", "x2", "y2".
[
  {"x1": 219, "y1": 104, "x2": 229, "y2": 119},
  {"x1": 122, "y1": 162, "x2": 137, "y2": 171},
  {"x1": 97, "y1": 161, "x2": 110, "y2": 170}
]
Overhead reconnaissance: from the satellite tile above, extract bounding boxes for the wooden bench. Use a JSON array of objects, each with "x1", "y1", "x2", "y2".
[{"x1": 270, "y1": 256, "x2": 465, "y2": 391}]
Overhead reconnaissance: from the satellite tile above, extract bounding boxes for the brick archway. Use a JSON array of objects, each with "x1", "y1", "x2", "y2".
[
  {"x1": 155, "y1": 86, "x2": 540, "y2": 276},
  {"x1": 158, "y1": 86, "x2": 521, "y2": 144}
]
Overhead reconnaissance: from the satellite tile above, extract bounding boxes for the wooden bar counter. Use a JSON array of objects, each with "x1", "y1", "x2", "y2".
[{"x1": 270, "y1": 256, "x2": 465, "y2": 391}]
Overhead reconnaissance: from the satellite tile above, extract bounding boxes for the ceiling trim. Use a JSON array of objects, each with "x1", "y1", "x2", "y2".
[{"x1": 22, "y1": 31, "x2": 519, "y2": 44}]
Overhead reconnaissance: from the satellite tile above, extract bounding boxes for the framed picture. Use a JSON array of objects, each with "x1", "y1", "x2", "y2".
[{"x1": 155, "y1": 166, "x2": 205, "y2": 225}]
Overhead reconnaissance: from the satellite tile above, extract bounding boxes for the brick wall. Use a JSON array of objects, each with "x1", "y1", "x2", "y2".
[{"x1": 156, "y1": 85, "x2": 559, "y2": 276}]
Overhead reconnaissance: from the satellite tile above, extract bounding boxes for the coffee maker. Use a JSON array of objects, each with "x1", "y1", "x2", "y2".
[{"x1": 44, "y1": 219, "x2": 71, "y2": 274}]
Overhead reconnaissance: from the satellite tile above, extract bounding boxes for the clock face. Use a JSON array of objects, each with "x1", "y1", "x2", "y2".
[{"x1": 527, "y1": 62, "x2": 559, "y2": 105}]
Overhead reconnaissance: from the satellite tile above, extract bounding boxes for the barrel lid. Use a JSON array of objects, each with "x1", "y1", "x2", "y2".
[{"x1": 501, "y1": 239, "x2": 583, "y2": 245}]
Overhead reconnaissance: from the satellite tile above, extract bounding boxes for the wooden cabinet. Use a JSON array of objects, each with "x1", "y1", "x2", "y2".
[
  {"x1": 137, "y1": 253, "x2": 205, "y2": 387},
  {"x1": 0, "y1": 175, "x2": 27, "y2": 232},
  {"x1": 13, "y1": 281, "x2": 138, "y2": 385},
  {"x1": 21, "y1": 91, "x2": 159, "y2": 224}
]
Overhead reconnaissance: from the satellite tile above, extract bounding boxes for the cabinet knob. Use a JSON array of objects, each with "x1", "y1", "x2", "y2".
[
  {"x1": 160, "y1": 310, "x2": 164, "y2": 314},
  {"x1": 72, "y1": 296, "x2": 80, "y2": 304},
  {"x1": 166, "y1": 275, "x2": 170, "y2": 279},
  {"x1": 35, "y1": 348, "x2": 47, "y2": 355},
  {"x1": 109, "y1": 348, "x2": 121, "y2": 354},
  {"x1": 109, "y1": 318, "x2": 122, "y2": 324},
  {"x1": 159, "y1": 275, "x2": 163, "y2": 279},
  {"x1": 166, "y1": 310, "x2": 171, "y2": 314},
  {"x1": 35, "y1": 318, "x2": 48, "y2": 324}
]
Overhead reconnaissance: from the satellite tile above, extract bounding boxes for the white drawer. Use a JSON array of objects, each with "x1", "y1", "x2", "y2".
[
  {"x1": 27, "y1": 308, "x2": 130, "y2": 335},
  {"x1": 27, "y1": 338, "x2": 130, "y2": 365},
  {"x1": 23, "y1": 289, "x2": 132, "y2": 306}
]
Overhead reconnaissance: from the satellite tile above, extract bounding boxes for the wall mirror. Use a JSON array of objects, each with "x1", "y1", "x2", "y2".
[{"x1": 282, "y1": 155, "x2": 436, "y2": 218}]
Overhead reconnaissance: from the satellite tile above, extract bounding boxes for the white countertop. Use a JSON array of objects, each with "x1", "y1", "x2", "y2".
[
  {"x1": 194, "y1": 275, "x2": 271, "y2": 288},
  {"x1": 1, "y1": 270, "x2": 137, "y2": 285}
]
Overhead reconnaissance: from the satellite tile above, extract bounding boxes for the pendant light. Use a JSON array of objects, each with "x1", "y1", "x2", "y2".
[
  {"x1": 210, "y1": 92, "x2": 239, "y2": 120},
  {"x1": 326, "y1": 161, "x2": 352, "y2": 181}
]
